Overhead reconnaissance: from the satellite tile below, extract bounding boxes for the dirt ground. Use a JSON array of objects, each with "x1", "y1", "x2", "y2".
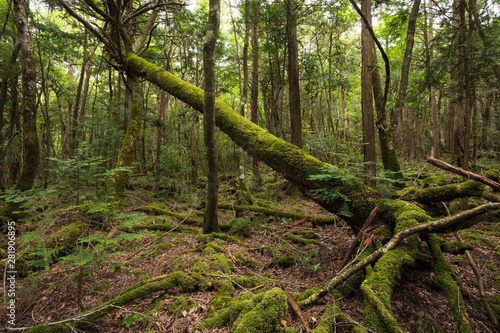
[{"x1": 1, "y1": 178, "x2": 499, "y2": 332}]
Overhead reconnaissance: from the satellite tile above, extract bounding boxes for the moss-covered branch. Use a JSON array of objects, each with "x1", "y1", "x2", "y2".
[{"x1": 395, "y1": 180, "x2": 499, "y2": 205}]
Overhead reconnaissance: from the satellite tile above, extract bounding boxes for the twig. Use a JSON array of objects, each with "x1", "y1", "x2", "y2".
[
  {"x1": 3, "y1": 304, "x2": 117, "y2": 331},
  {"x1": 339, "y1": 207, "x2": 378, "y2": 270},
  {"x1": 281, "y1": 284, "x2": 310, "y2": 333}
]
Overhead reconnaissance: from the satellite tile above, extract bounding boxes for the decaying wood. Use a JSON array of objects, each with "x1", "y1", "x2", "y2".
[
  {"x1": 282, "y1": 284, "x2": 311, "y2": 333},
  {"x1": 339, "y1": 207, "x2": 379, "y2": 270},
  {"x1": 427, "y1": 156, "x2": 500, "y2": 191},
  {"x1": 299, "y1": 202, "x2": 500, "y2": 307}
]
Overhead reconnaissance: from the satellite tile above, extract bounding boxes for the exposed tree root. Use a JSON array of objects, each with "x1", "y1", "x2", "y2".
[
  {"x1": 299, "y1": 202, "x2": 500, "y2": 307},
  {"x1": 426, "y1": 233, "x2": 474, "y2": 332}
]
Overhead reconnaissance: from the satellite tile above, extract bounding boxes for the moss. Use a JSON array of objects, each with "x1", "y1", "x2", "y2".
[
  {"x1": 234, "y1": 251, "x2": 260, "y2": 268},
  {"x1": 202, "y1": 241, "x2": 229, "y2": 255},
  {"x1": 460, "y1": 232, "x2": 500, "y2": 248},
  {"x1": 168, "y1": 296, "x2": 196, "y2": 316},
  {"x1": 439, "y1": 239, "x2": 473, "y2": 254},
  {"x1": 225, "y1": 218, "x2": 259, "y2": 237},
  {"x1": 395, "y1": 180, "x2": 485, "y2": 205},
  {"x1": 361, "y1": 201, "x2": 425, "y2": 332},
  {"x1": 427, "y1": 234, "x2": 473, "y2": 332},
  {"x1": 209, "y1": 254, "x2": 233, "y2": 274},
  {"x1": 286, "y1": 234, "x2": 325, "y2": 246},
  {"x1": 485, "y1": 169, "x2": 499, "y2": 182},
  {"x1": 232, "y1": 288, "x2": 287, "y2": 332},
  {"x1": 92, "y1": 280, "x2": 111, "y2": 292},
  {"x1": 486, "y1": 264, "x2": 498, "y2": 272},
  {"x1": 25, "y1": 325, "x2": 70, "y2": 333}
]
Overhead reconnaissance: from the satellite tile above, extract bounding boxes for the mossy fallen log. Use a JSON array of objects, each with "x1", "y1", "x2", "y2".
[
  {"x1": 135, "y1": 205, "x2": 202, "y2": 225},
  {"x1": 396, "y1": 180, "x2": 486, "y2": 204},
  {"x1": 217, "y1": 203, "x2": 342, "y2": 226},
  {"x1": 195, "y1": 287, "x2": 288, "y2": 332},
  {"x1": 124, "y1": 52, "x2": 371, "y2": 230}
]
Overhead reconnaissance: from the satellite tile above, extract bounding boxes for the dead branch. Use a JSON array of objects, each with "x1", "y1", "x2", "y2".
[
  {"x1": 339, "y1": 207, "x2": 379, "y2": 270},
  {"x1": 427, "y1": 156, "x2": 500, "y2": 191},
  {"x1": 299, "y1": 202, "x2": 500, "y2": 307},
  {"x1": 282, "y1": 284, "x2": 311, "y2": 333}
]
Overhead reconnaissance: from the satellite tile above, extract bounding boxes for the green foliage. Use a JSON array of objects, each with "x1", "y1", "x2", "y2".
[{"x1": 309, "y1": 166, "x2": 359, "y2": 217}]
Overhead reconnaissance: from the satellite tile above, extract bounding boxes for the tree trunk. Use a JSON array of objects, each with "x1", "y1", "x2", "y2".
[
  {"x1": 288, "y1": 3, "x2": 302, "y2": 148},
  {"x1": 109, "y1": 72, "x2": 142, "y2": 205},
  {"x1": 427, "y1": 0, "x2": 440, "y2": 159},
  {"x1": 202, "y1": 0, "x2": 221, "y2": 234},
  {"x1": 251, "y1": 22, "x2": 260, "y2": 183},
  {"x1": 13, "y1": 0, "x2": 40, "y2": 192},
  {"x1": 361, "y1": 0, "x2": 376, "y2": 184}
]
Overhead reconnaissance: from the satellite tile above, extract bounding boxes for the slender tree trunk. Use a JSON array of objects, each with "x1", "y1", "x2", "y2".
[
  {"x1": 287, "y1": 0, "x2": 302, "y2": 148},
  {"x1": 202, "y1": 0, "x2": 221, "y2": 233},
  {"x1": 427, "y1": 0, "x2": 439, "y2": 159},
  {"x1": 251, "y1": 22, "x2": 260, "y2": 183},
  {"x1": 361, "y1": 0, "x2": 376, "y2": 184},
  {"x1": 109, "y1": 72, "x2": 142, "y2": 205},
  {"x1": 13, "y1": 0, "x2": 40, "y2": 192}
]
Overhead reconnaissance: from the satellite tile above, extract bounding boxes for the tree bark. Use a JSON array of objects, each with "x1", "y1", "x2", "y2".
[
  {"x1": 427, "y1": 156, "x2": 500, "y2": 190},
  {"x1": 250, "y1": 22, "x2": 260, "y2": 182},
  {"x1": 287, "y1": 1, "x2": 302, "y2": 148},
  {"x1": 361, "y1": 0, "x2": 376, "y2": 184},
  {"x1": 202, "y1": 0, "x2": 221, "y2": 234},
  {"x1": 109, "y1": 72, "x2": 142, "y2": 205},
  {"x1": 13, "y1": 0, "x2": 40, "y2": 192}
]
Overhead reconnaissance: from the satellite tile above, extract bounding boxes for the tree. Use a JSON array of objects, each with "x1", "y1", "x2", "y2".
[
  {"x1": 360, "y1": 0, "x2": 376, "y2": 184},
  {"x1": 13, "y1": 0, "x2": 40, "y2": 192},
  {"x1": 202, "y1": 0, "x2": 221, "y2": 233},
  {"x1": 287, "y1": 0, "x2": 302, "y2": 148}
]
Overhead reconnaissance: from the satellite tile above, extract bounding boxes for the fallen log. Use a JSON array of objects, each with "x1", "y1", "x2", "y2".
[
  {"x1": 217, "y1": 203, "x2": 340, "y2": 226},
  {"x1": 427, "y1": 156, "x2": 500, "y2": 191}
]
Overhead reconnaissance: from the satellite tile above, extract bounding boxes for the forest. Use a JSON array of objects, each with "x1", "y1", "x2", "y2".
[{"x1": 0, "y1": 0, "x2": 500, "y2": 331}]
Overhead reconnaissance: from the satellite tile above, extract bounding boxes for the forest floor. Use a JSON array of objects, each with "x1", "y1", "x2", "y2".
[{"x1": 1, "y1": 171, "x2": 499, "y2": 332}]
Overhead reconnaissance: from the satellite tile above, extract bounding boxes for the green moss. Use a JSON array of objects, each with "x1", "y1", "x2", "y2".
[
  {"x1": 361, "y1": 201, "x2": 426, "y2": 332},
  {"x1": 209, "y1": 254, "x2": 233, "y2": 274},
  {"x1": 460, "y1": 232, "x2": 500, "y2": 248},
  {"x1": 25, "y1": 325, "x2": 70, "y2": 333},
  {"x1": 232, "y1": 288, "x2": 288, "y2": 332},
  {"x1": 427, "y1": 234, "x2": 473, "y2": 332},
  {"x1": 439, "y1": 239, "x2": 473, "y2": 254},
  {"x1": 234, "y1": 251, "x2": 260, "y2": 268},
  {"x1": 485, "y1": 169, "x2": 499, "y2": 182},
  {"x1": 202, "y1": 241, "x2": 228, "y2": 255},
  {"x1": 486, "y1": 264, "x2": 498, "y2": 272},
  {"x1": 168, "y1": 296, "x2": 196, "y2": 316},
  {"x1": 286, "y1": 235, "x2": 325, "y2": 246},
  {"x1": 92, "y1": 280, "x2": 111, "y2": 292},
  {"x1": 224, "y1": 218, "x2": 259, "y2": 237}
]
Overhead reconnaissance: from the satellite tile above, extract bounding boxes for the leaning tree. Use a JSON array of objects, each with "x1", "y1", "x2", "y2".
[{"x1": 39, "y1": 0, "x2": 500, "y2": 331}]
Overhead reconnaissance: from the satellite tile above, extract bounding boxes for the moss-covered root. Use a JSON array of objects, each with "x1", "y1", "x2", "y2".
[
  {"x1": 426, "y1": 233, "x2": 474, "y2": 333},
  {"x1": 24, "y1": 271, "x2": 199, "y2": 332},
  {"x1": 395, "y1": 180, "x2": 486, "y2": 205},
  {"x1": 313, "y1": 299, "x2": 368, "y2": 333},
  {"x1": 360, "y1": 201, "x2": 426, "y2": 333},
  {"x1": 196, "y1": 287, "x2": 288, "y2": 332}
]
